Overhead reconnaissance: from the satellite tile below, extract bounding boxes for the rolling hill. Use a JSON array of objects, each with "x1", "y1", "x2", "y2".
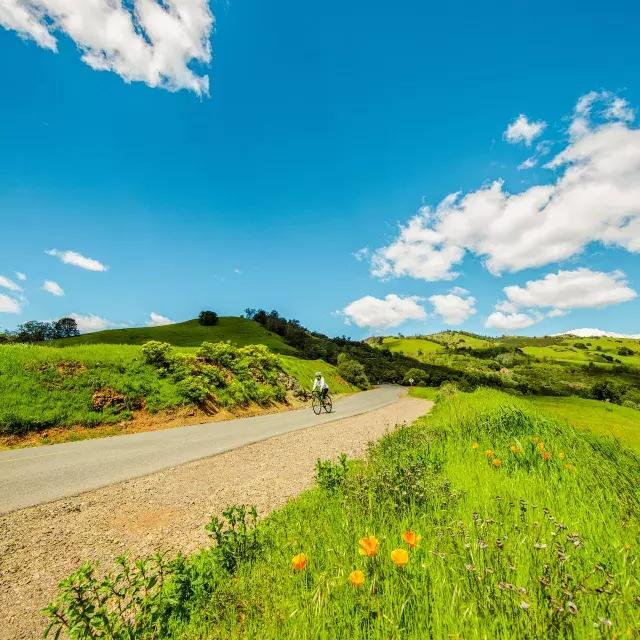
[{"x1": 54, "y1": 316, "x2": 296, "y2": 354}]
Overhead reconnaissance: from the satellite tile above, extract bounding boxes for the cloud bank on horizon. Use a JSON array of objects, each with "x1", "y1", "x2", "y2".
[
  {"x1": 0, "y1": 0, "x2": 214, "y2": 94},
  {"x1": 343, "y1": 91, "x2": 640, "y2": 333}
]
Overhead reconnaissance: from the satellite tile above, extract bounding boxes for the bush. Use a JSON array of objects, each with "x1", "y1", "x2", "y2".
[
  {"x1": 403, "y1": 367, "x2": 428, "y2": 386},
  {"x1": 315, "y1": 454, "x2": 349, "y2": 492},
  {"x1": 591, "y1": 379, "x2": 622, "y2": 403},
  {"x1": 198, "y1": 310, "x2": 219, "y2": 326},
  {"x1": 141, "y1": 341, "x2": 174, "y2": 368},
  {"x1": 337, "y1": 353, "x2": 370, "y2": 389}
]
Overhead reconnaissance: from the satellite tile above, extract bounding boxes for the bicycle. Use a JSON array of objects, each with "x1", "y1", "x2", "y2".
[{"x1": 311, "y1": 389, "x2": 333, "y2": 415}]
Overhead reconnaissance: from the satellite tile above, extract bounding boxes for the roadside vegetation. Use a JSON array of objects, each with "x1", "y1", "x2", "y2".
[
  {"x1": 0, "y1": 341, "x2": 353, "y2": 441},
  {"x1": 45, "y1": 387, "x2": 640, "y2": 639}
]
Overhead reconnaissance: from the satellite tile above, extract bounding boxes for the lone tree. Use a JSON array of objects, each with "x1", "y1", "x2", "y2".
[
  {"x1": 53, "y1": 317, "x2": 80, "y2": 339},
  {"x1": 198, "y1": 310, "x2": 219, "y2": 326}
]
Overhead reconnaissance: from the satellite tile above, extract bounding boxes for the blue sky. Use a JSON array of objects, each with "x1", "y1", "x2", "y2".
[{"x1": 1, "y1": 0, "x2": 639, "y2": 338}]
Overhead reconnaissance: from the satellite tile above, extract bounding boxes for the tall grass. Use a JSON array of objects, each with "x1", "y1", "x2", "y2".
[{"x1": 46, "y1": 389, "x2": 640, "y2": 638}]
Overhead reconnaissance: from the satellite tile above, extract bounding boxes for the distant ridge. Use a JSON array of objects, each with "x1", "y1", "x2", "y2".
[{"x1": 557, "y1": 328, "x2": 640, "y2": 339}]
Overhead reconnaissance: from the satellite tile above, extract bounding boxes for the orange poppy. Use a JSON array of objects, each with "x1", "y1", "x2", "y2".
[
  {"x1": 542, "y1": 451, "x2": 551, "y2": 461},
  {"x1": 349, "y1": 570, "x2": 365, "y2": 587},
  {"x1": 402, "y1": 530, "x2": 422, "y2": 548},
  {"x1": 484, "y1": 449, "x2": 494, "y2": 458},
  {"x1": 391, "y1": 548, "x2": 409, "y2": 567},
  {"x1": 492, "y1": 458, "x2": 502, "y2": 467},
  {"x1": 291, "y1": 553, "x2": 307, "y2": 571},
  {"x1": 358, "y1": 535, "x2": 379, "y2": 557}
]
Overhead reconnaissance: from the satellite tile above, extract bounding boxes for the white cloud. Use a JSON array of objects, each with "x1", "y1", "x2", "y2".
[
  {"x1": 353, "y1": 247, "x2": 370, "y2": 262},
  {"x1": 518, "y1": 140, "x2": 552, "y2": 170},
  {"x1": 342, "y1": 294, "x2": 427, "y2": 329},
  {"x1": 42, "y1": 280, "x2": 64, "y2": 297},
  {"x1": 371, "y1": 93, "x2": 640, "y2": 281},
  {"x1": 46, "y1": 249, "x2": 108, "y2": 272},
  {"x1": 147, "y1": 312, "x2": 173, "y2": 327},
  {"x1": 69, "y1": 313, "x2": 115, "y2": 333},
  {"x1": 429, "y1": 288, "x2": 476, "y2": 325},
  {"x1": 0, "y1": 293, "x2": 22, "y2": 313},
  {"x1": 0, "y1": 1, "x2": 214, "y2": 95},
  {"x1": 504, "y1": 114, "x2": 546, "y2": 146},
  {"x1": 503, "y1": 268, "x2": 636, "y2": 311},
  {"x1": 558, "y1": 328, "x2": 640, "y2": 339},
  {"x1": 570, "y1": 91, "x2": 635, "y2": 139},
  {"x1": 15, "y1": 271, "x2": 27, "y2": 281},
  {"x1": 0, "y1": 275, "x2": 22, "y2": 292},
  {"x1": 485, "y1": 311, "x2": 537, "y2": 331}
]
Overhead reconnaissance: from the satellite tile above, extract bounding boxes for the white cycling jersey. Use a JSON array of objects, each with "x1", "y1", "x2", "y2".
[{"x1": 312, "y1": 376, "x2": 328, "y2": 391}]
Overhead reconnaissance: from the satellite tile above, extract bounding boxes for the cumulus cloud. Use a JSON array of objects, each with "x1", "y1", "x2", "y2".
[
  {"x1": 0, "y1": 293, "x2": 22, "y2": 313},
  {"x1": 485, "y1": 311, "x2": 537, "y2": 331},
  {"x1": 569, "y1": 90, "x2": 634, "y2": 139},
  {"x1": 0, "y1": 275, "x2": 22, "y2": 292},
  {"x1": 46, "y1": 249, "x2": 108, "y2": 272},
  {"x1": 42, "y1": 280, "x2": 64, "y2": 296},
  {"x1": 69, "y1": 313, "x2": 115, "y2": 333},
  {"x1": 558, "y1": 328, "x2": 640, "y2": 339},
  {"x1": 429, "y1": 287, "x2": 476, "y2": 325},
  {"x1": 371, "y1": 92, "x2": 640, "y2": 282},
  {"x1": 0, "y1": 1, "x2": 214, "y2": 95},
  {"x1": 503, "y1": 268, "x2": 636, "y2": 311},
  {"x1": 342, "y1": 294, "x2": 427, "y2": 329},
  {"x1": 15, "y1": 271, "x2": 27, "y2": 281},
  {"x1": 147, "y1": 312, "x2": 173, "y2": 327},
  {"x1": 504, "y1": 114, "x2": 547, "y2": 146}
]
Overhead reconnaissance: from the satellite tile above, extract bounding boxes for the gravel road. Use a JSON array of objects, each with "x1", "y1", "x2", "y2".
[{"x1": 0, "y1": 393, "x2": 431, "y2": 639}]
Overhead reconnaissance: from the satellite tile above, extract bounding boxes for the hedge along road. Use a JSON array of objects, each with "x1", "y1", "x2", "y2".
[{"x1": 0, "y1": 386, "x2": 403, "y2": 514}]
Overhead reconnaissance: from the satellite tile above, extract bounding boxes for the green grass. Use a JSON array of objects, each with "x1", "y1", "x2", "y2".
[
  {"x1": 528, "y1": 395, "x2": 640, "y2": 453},
  {"x1": 407, "y1": 386, "x2": 438, "y2": 401},
  {"x1": 380, "y1": 337, "x2": 443, "y2": 360},
  {"x1": 279, "y1": 356, "x2": 356, "y2": 395},
  {"x1": 48, "y1": 388, "x2": 640, "y2": 638},
  {"x1": 523, "y1": 336, "x2": 640, "y2": 368},
  {"x1": 55, "y1": 317, "x2": 296, "y2": 354},
  {"x1": 0, "y1": 343, "x2": 349, "y2": 437}
]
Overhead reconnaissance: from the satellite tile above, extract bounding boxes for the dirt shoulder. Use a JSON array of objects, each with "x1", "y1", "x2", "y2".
[{"x1": 0, "y1": 395, "x2": 431, "y2": 640}]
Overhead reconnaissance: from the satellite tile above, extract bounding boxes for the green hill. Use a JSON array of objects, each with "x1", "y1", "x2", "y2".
[{"x1": 55, "y1": 317, "x2": 296, "y2": 354}]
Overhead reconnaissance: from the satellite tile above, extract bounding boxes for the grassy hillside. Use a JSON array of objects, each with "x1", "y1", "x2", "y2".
[
  {"x1": 0, "y1": 342, "x2": 353, "y2": 440},
  {"x1": 372, "y1": 330, "x2": 640, "y2": 407},
  {"x1": 55, "y1": 317, "x2": 296, "y2": 354},
  {"x1": 46, "y1": 388, "x2": 640, "y2": 638},
  {"x1": 529, "y1": 395, "x2": 640, "y2": 452}
]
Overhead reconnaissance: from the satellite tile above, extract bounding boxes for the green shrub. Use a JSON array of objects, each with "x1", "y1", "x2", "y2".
[
  {"x1": 403, "y1": 367, "x2": 428, "y2": 386},
  {"x1": 315, "y1": 454, "x2": 349, "y2": 492},
  {"x1": 141, "y1": 341, "x2": 174, "y2": 368},
  {"x1": 337, "y1": 353, "x2": 370, "y2": 389},
  {"x1": 205, "y1": 505, "x2": 261, "y2": 574}
]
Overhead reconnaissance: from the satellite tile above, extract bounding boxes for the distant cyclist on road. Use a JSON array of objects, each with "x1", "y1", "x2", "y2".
[{"x1": 312, "y1": 371, "x2": 329, "y2": 399}]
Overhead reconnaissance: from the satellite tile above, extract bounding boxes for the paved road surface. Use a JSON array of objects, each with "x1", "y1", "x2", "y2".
[{"x1": 0, "y1": 386, "x2": 402, "y2": 513}]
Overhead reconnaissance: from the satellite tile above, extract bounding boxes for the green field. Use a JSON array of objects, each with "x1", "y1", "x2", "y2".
[
  {"x1": 529, "y1": 395, "x2": 640, "y2": 452},
  {"x1": 380, "y1": 337, "x2": 442, "y2": 360},
  {"x1": 55, "y1": 317, "x2": 296, "y2": 354},
  {"x1": 523, "y1": 336, "x2": 640, "y2": 368},
  {"x1": 47, "y1": 388, "x2": 640, "y2": 639}
]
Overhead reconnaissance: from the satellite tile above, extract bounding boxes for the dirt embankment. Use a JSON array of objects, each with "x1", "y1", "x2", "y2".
[{"x1": 0, "y1": 395, "x2": 432, "y2": 640}]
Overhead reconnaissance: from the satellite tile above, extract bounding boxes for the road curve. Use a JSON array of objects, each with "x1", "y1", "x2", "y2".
[{"x1": 0, "y1": 386, "x2": 403, "y2": 513}]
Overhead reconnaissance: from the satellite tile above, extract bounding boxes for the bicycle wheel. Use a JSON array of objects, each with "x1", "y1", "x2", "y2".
[
  {"x1": 312, "y1": 395, "x2": 322, "y2": 415},
  {"x1": 323, "y1": 396, "x2": 333, "y2": 413}
]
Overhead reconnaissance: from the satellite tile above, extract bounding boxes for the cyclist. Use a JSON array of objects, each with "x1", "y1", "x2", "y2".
[{"x1": 312, "y1": 371, "x2": 329, "y2": 399}]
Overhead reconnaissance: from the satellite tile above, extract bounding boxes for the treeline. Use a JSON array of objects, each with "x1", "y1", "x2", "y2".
[
  {"x1": 244, "y1": 308, "x2": 508, "y2": 386},
  {"x1": 0, "y1": 318, "x2": 80, "y2": 344}
]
